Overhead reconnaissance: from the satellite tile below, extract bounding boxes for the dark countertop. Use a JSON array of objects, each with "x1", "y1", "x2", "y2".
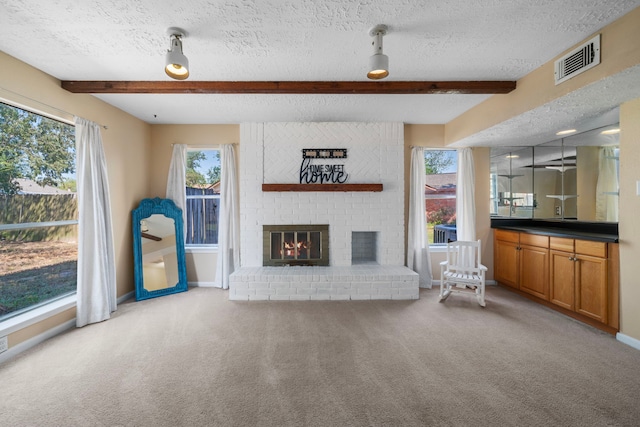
[{"x1": 491, "y1": 218, "x2": 619, "y2": 243}]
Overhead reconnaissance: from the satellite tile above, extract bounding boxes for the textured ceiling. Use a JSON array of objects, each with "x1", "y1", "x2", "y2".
[{"x1": 0, "y1": 0, "x2": 639, "y2": 145}]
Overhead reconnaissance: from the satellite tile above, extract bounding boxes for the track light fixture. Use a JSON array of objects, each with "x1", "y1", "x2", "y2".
[
  {"x1": 367, "y1": 25, "x2": 389, "y2": 80},
  {"x1": 165, "y1": 27, "x2": 189, "y2": 80}
]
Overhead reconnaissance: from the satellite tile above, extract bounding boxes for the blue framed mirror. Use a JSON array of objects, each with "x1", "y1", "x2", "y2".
[{"x1": 132, "y1": 198, "x2": 188, "y2": 301}]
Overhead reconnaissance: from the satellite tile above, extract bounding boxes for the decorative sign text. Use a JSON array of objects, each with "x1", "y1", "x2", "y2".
[{"x1": 299, "y1": 148, "x2": 349, "y2": 184}]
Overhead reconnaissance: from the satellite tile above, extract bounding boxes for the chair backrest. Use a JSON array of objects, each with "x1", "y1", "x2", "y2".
[{"x1": 445, "y1": 240, "x2": 482, "y2": 275}]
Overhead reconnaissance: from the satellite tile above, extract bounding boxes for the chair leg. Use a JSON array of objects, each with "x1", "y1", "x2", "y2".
[
  {"x1": 476, "y1": 285, "x2": 486, "y2": 307},
  {"x1": 439, "y1": 281, "x2": 451, "y2": 302}
]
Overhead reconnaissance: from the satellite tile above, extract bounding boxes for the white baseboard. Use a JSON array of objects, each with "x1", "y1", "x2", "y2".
[
  {"x1": 188, "y1": 281, "x2": 220, "y2": 288},
  {"x1": 616, "y1": 333, "x2": 640, "y2": 351},
  {"x1": 118, "y1": 291, "x2": 135, "y2": 304},
  {"x1": 0, "y1": 318, "x2": 76, "y2": 365}
]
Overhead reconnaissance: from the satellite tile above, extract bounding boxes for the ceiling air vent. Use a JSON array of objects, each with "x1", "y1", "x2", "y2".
[{"x1": 554, "y1": 34, "x2": 600, "y2": 85}]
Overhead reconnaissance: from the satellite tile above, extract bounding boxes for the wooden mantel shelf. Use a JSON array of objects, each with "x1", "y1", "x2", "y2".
[{"x1": 262, "y1": 184, "x2": 383, "y2": 192}]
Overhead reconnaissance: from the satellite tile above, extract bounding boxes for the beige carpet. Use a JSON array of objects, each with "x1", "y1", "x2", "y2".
[{"x1": 1, "y1": 286, "x2": 640, "y2": 426}]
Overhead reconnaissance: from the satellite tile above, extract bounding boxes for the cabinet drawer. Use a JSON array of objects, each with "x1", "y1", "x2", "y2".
[
  {"x1": 576, "y1": 240, "x2": 607, "y2": 258},
  {"x1": 495, "y1": 229, "x2": 519, "y2": 243},
  {"x1": 520, "y1": 233, "x2": 549, "y2": 248},
  {"x1": 550, "y1": 237, "x2": 574, "y2": 252}
]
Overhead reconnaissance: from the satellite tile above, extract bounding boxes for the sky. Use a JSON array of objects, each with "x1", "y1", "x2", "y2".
[
  {"x1": 426, "y1": 150, "x2": 457, "y2": 174},
  {"x1": 442, "y1": 151, "x2": 457, "y2": 173},
  {"x1": 192, "y1": 149, "x2": 221, "y2": 177}
]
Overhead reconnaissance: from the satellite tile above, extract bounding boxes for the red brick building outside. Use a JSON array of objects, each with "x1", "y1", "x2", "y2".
[{"x1": 425, "y1": 173, "x2": 457, "y2": 242}]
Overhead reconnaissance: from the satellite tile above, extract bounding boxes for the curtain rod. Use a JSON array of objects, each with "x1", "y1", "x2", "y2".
[
  {"x1": 171, "y1": 143, "x2": 237, "y2": 146},
  {"x1": 0, "y1": 86, "x2": 108, "y2": 129},
  {"x1": 409, "y1": 145, "x2": 460, "y2": 149}
]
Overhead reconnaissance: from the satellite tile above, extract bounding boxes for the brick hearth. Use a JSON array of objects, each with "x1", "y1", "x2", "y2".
[{"x1": 229, "y1": 266, "x2": 419, "y2": 301}]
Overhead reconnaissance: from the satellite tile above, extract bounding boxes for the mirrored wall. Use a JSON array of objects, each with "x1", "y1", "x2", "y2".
[{"x1": 490, "y1": 124, "x2": 619, "y2": 222}]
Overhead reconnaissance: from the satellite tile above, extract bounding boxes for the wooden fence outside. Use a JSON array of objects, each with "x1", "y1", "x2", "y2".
[
  {"x1": 0, "y1": 194, "x2": 77, "y2": 241},
  {"x1": 185, "y1": 187, "x2": 219, "y2": 245}
]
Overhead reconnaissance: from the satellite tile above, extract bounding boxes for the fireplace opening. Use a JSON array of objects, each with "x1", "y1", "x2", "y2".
[
  {"x1": 263, "y1": 225, "x2": 329, "y2": 266},
  {"x1": 351, "y1": 231, "x2": 378, "y2": 265}
]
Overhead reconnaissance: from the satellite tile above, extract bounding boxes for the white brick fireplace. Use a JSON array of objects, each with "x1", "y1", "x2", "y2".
[{"x1": 229, "y1": 122, "x2": 418, "y2": 300}]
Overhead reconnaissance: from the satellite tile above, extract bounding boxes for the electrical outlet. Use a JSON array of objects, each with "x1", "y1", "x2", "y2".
[
  {"x1": 0, "y1": 336, "x2": 8, "y2": 354},
  {"x1": 555, "y1": 206, "x2": 561, "y2": 216}
]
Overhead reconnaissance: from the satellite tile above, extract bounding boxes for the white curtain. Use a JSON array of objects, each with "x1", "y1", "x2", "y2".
[
  {"x1": 166, "y1": 144, "x2": 187, "y2": 239},
  {"x1": 595, "y1": 146, "x2": 619, "y2": 222},
  {"x1": 214, "y1": 144, "x2": 240, "y2": 289},
  {"x1": 456, "y1": 148, "x2": 476, "y2": 242},
  {"x1": 75, "y1": 117, "x2": 116, "y2": 327},
  {"x1": 408, "y1": 147, "x2": 432, "y2": 288}
]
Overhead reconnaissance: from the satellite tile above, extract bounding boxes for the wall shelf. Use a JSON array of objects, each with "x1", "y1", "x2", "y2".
[
  {"x1": 262, "y1": 183, "x2": 383, "y2": 192},
  {"x1": 546, "y1": 195, "x2": 578, "y2": 200},
  {"x1": 545, "y1": 165, "x2": 576, "y2": 173}
]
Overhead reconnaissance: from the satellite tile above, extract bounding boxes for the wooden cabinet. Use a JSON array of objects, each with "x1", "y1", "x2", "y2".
[
  {"x1": 549, "y1": 249, "x2": 575, "y2": 310},
  {"x1": 519, "y1": 234, "x2": 550, "y2": 300},
  {"x1": 494, "y1": 230, "x2": 519, "y2": 288},
  {"x1": 550, "y1": 237, "x2": 608, "y2": 323},
  {"x1": 494, "y1": 229, "x2": 549, "y2": 300},
  {"x1": 494, "y1": 229, "x2": 619, "y2": 332}
]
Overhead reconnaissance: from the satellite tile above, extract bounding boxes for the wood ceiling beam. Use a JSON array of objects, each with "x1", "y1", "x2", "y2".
[{"x1": 61, "y1": 80, "x2": 516, "y2": 95}]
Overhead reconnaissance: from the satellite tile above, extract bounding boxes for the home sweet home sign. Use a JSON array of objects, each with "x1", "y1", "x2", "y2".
[{"x1": 299, "y1": 148, "x2": 349, "y2": 184}]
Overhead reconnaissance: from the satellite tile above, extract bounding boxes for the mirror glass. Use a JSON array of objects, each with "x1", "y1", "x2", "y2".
[
  {"x1": 566, "y1": 127, "x2": 619, "y2": 222},
  {"x1": 140, "y1": 214, "x2": 179, "y2": 291},
  {"x1": 535, "y1": 138, "x2": 578, "y2": 219},
  {"x1": 133, "y1": 198, "x2": 187, "y2": 300},
  {"x1": 490, "y1": 124, "x2": 619, "y2": 222},
  {"x1": 491, "y1": 146, "x2": 534, "y2": 218}
]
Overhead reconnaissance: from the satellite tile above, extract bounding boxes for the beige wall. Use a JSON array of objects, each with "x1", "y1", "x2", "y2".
[
  {"x1": 1, "y1": 51, "x2": 150, "y2": 348},
  {"x1": 185, "y1": 252, "x2": 220, "y2": 285},
  {"x1": 619, "y1": 97, "x2": 640, "y2": 341},
  {"x1": 148, "y1": 125, "x2": 240, "y2": 284}
]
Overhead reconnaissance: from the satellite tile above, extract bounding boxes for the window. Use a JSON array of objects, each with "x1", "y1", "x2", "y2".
[
  {"x1": 0, "y1": 102, "x2": 77, "y2": 321},
  {"x1": 185, "y1": 149, "x2": 220, "y2": 246},
  {"x1": 424, "y1": 150, "x2": 457, "y2": 245}
]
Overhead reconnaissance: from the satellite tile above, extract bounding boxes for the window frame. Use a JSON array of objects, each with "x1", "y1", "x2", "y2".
[
  {"x1": 424, "y1": 148, "x2": 458, "y2": 247},
  {"x1": 0, "y1": 101, "x2": 78, "y2": 325},
  {"x1": 184, "y1": 147, "x2": 221, "y2": 250}
]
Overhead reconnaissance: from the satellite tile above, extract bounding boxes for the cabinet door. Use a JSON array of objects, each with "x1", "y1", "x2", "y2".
[
  {"x1": 575, "y1": 254, "x2": 607, "y2": 323},
  {"x1": 550, "y1": 250, "x2": 574, "y2": 310},
  {"x1": 519, "y1": 245, "x2": 549, "y2": 300},
  {"x1": 495, "y1": 238, "x2": 519, "y2": 288}
]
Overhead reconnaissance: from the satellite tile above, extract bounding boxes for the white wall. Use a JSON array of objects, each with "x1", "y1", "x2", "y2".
[{"x1": 240, "y1": 122, "x2": 405, "y2": 267}]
